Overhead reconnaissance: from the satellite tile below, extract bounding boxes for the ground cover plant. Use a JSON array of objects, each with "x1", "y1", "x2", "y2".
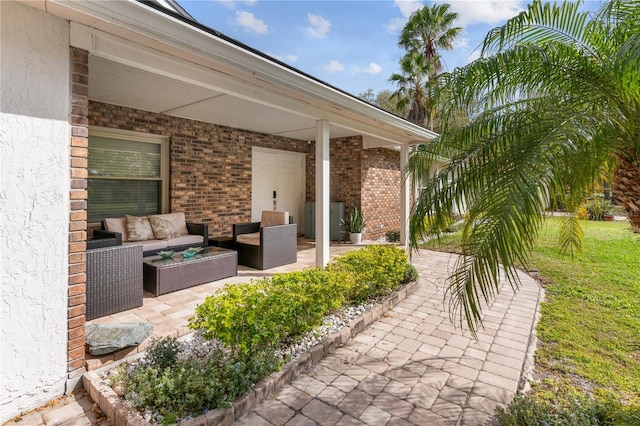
[
  {"x1": 422, "y1": 217, "x2": 640, "y2": 424},
  {"x1": 108, "y1": 245, "x2": 415, "y2": 424}
]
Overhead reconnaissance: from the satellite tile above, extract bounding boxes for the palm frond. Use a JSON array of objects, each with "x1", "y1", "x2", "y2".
[
  {"x1": 558, "y1": 213, "x2": 584, "y2": 256},
  {"x1": 407, "y1": 0, "x2": 638, "y2": 333},
  {"x1": 482, "y1": 1, "x2": 594, "y2": 57}
]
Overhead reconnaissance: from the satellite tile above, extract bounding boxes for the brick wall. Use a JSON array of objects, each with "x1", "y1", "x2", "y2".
[
  {"x1": 305, "y1": 136, "x2": 362, "y2": 208},
  {"x1": 68, "y1": 47, "x2": 89, "y2": 380},
  {"x1": 306, "y1": 137, "x2": 401, "y2": 241},
  {"x1": 89, "y1": 102, "x2": 309, "y2": 236},
  {"x1": 88, "y1": 102, "x2": 403, "y2": 243},
  {"x1": 361, "y1": 148, "x2": 401, "y2": 241}
]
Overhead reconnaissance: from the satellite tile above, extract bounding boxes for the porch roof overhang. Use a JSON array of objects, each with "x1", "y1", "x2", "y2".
[{"x1": 27, "y1": 0, "x2": 438, "y2": 149}]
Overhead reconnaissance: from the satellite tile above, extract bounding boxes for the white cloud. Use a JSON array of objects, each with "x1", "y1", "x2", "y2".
[
  {"x1": 394, "y1": 0, "x2": 424, "y2": 18},
  {"x1": 234, "y1": 10, "x2": 268, "y2": 34},
  {"x1": 307, "y1": 13, "x2": 331, "y2": 38},
  {"x1": 387, "y1": 1, "x2": 524, "y2": 35},
  {"x1": 449, "y1": 1, "x2": 525, "y2": 27},
  {"x1": 355, "y1": 63, "x2": 382, "y2": 75},
  {"x1": 216, "y1": 0, "x2": 258, "y2": 10},
  {"x1": 385, "y1": 17, "x2": 407, "y2": 33},
  {"x1": 323, "y1": 60, "x2": 344, "y2": 73},
  {"x1": 455, "y1": 36, "x2": 469, "y2": 49},
  {"x1": 269, "y1": 53, "x2": 299, "y2": 63},
  {"x1": 387, "y1": 0, "x2": 423, "y2": 33}
]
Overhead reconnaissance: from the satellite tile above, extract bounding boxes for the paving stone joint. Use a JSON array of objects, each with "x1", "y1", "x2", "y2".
[{"x1": 83, "y1": 281, "x2": 420, "y2": 426}]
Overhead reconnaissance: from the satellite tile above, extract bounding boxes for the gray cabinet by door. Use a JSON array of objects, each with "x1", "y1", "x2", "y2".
[{"x1": 304, "y1": 201, "x2": 345, "y2": 241}]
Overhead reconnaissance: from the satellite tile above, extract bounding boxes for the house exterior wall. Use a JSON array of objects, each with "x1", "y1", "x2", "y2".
[
  {"x1": 88, "y1": 102, "x2": 309, "y2": 236},
  {"x1": 306, "y1": 137, "x2": 401, "y2": 241},
  {"x1": 0, "y1": 2, "x2": 71, "y2": 421},
  {"x1": 361, "y1": 148, "x2": 402, "y2": 241},
  {"x1": 306, "y1": 137, "x2": 363, "y2": 229},
  {"x1": 89, "y1": 104, "x2": 402, "y2": 242}
]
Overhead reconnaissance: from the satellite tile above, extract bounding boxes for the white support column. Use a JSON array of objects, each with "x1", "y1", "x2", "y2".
[
  {"x1": 400, "y1": 144, "x2": 411, "y2": 247},
  {"x1": 315, "y1": 119, "x2": 330, "y2": 267}
]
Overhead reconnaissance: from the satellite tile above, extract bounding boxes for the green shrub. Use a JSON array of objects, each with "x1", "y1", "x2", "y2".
[
  {"x1": 121, "y1": 246, "x2": 415, "y2": 422},
  {"x1": 189, "y1": 279, "x2": 274, "y2": 354},
  {"x1": 114, "y1": 338, "x2": 278, "y2": 422},
  {"x1": 385, "y1": 230, "x2": 400, "y2": 242},
  {"x1": 267, "y1": 268, "x2": 353, "y2": 340},
  {"x1": 189, "y1": 268, "x2": 352, "y2": 354},
  {"x1": 403, "y1": 264, "x2": 419, "y2": 283},
  {"x1": 584, "y1": 197, "x2": 612, "y2": 221},
  {"x1": 331, "y1": 245, "x2": 408, "y2": 302},
  {"x1": 549, "y1": 193, "x2": 567, "y2": 212},
  {"x1": 190, "y1": 246, "x2": 410, "y2": 353},
  {"x1": 142, "y1": 337, "x2": 182, "y2": 370}
]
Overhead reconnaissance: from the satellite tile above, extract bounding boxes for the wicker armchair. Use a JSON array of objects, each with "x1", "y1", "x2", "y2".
[
  {"x1": 86, "y1": 244, "x2": 143, "y2": 320},
  {"x1": 233, "y1": 212, "x2": 297, "y2": 270},
  {"x1": 88, "y1": 229, "x2": 123, "y2": 250}
]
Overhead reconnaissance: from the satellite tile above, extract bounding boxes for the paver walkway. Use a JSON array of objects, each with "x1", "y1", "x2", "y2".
[
  {"x1": 233, "y1": 250, "x2": 542, "y2": 426},
  {"x1": 8, "y1": 249, "x2": 542, "y2": 426}
]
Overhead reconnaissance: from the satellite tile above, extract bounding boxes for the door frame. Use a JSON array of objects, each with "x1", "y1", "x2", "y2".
[{"x1": 251, "y1": 146, "x2": 306, "y2": 232}]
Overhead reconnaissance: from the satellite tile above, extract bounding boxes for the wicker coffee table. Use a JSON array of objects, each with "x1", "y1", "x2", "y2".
[{"x1": 143, "y1": 247, "x2": 237, "y2": 296}]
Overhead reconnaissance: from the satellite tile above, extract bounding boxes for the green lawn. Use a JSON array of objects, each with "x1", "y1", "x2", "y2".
[{"x1": 422, "y1": 217, "x2": 640, "y2": 403}]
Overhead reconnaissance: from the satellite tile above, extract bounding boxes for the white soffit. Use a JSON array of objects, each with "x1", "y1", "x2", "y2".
[{"x1": 63, "y1": 0, "x2": 437, "y2": 147}]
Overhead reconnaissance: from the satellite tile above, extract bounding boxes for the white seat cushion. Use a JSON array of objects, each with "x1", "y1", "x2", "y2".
[
  {"x1": 124, "y1": 239, "x2": 168, "y2": 252},
  {"x1": 167, "y1": 234, "x2": 204, "y2": 247},
  {"x1": 104, "y1": 217, "x2": 129, "y2": 242},
  {"x1": 261, "y1": 211, "x2": 289, "y2": 227}
]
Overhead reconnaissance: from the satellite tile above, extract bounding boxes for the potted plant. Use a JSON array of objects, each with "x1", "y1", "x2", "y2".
[{"x1": 341, "y1": 205, "x2": 367, "y2": 244}]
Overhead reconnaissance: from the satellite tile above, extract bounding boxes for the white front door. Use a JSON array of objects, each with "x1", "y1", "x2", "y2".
[{"x1": 252, "y1": 147, "x2": 305, "y2": 232}]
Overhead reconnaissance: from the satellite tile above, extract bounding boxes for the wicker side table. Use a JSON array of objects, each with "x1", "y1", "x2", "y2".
[
  {"x1": 143, "y1": 247, "x2": 237, "y2": 296},
  {"x1": 209, "y1": 235, "x2": 234, "y2": 249},
  {"x1": 86, "y1": 244, "x2": 143, "y2": 320}
]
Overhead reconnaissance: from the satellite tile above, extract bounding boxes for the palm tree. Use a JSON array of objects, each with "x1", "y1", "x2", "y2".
[
  {"x1": 394, "y1": 3, "x2": 462, "y2": 129},
  {"x1": 408, "y1": 0, "x2": 640, "y2": 333},
  {"x1": 399, "y1": 3, "x2": 462, "y2": 76},
  {"x1": 389, "y1": 52, "x2": 434, "y2": 126}
]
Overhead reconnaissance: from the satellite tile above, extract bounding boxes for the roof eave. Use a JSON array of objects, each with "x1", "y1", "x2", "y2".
[{"x1": 39, "y1": 0, "x2": 438, "y2": 145}]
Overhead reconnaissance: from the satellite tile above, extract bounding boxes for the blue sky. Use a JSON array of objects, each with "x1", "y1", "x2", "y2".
[{"x1": 178, "y1": 1, "x2": 600, "y2": 97}]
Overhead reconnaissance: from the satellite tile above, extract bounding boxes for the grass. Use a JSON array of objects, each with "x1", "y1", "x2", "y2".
[{"x1": 421, "y1": 217, "x2": 640, "y2": 404}]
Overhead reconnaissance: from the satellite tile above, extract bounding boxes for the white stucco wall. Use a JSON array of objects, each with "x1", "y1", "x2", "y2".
[{"x1": 1, "y1": 2, "x2": 71, "y2": 421}]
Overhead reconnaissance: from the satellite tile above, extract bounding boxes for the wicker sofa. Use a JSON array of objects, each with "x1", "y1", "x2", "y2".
[
  {"x1": 93, "y1": 212, "x2": 208, "y2": 257},
  {"x1": 233, "y1": 211, "x2": 297, "y2": 270}
]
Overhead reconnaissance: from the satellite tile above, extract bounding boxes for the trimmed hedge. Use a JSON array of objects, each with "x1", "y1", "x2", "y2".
[
  {"x1": 329, "y1": 245, "x2": 408, "y2": 302},
  {"x1": 189, "y1": 245, "x2": 413, "y2": 354},
  {"x1": 189, "y1": 268, "x2": 353, "y2": 354}
]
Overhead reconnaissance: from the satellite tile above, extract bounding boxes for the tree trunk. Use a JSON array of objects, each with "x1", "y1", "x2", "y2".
[{"x1": 613, "y1": 152, "x2": 640, "y2": 232}]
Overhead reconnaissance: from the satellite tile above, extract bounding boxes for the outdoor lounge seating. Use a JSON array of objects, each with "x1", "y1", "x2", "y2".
[
  {"x1": 86, "y1": 244, "x2": 143, "y2": 320},
  {"x1": 233, "y1": 211, "x2": 297, "y2": 270},
  {"x1": 93, "y1": 212, "x2": 208, "y2": 256}
]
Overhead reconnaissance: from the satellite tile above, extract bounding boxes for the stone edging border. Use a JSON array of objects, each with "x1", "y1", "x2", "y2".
[{"x1": 82, "y1": 280, "x2": 419, "y2": 426}]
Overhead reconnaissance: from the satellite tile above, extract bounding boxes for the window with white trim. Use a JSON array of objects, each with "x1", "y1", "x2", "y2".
[{"x1": 87, "y1": 128, "x2": 169, "y2": 224}]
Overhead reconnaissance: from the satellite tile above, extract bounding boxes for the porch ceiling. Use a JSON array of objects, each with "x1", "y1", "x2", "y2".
[
  {"x1": 90, "y1": 56, "x2": 353, "y2": 141},
  {"x1": 44, "y1": 0, "x2": 437, "y2": 148}
]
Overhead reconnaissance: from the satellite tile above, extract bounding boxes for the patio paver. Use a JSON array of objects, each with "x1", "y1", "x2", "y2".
[
  {"x1": 232, "y1": 250, "x2": 542, "y2": 425},
  {"x1": 8, "y1": 245, "x2": 542, "y2": 426}
]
